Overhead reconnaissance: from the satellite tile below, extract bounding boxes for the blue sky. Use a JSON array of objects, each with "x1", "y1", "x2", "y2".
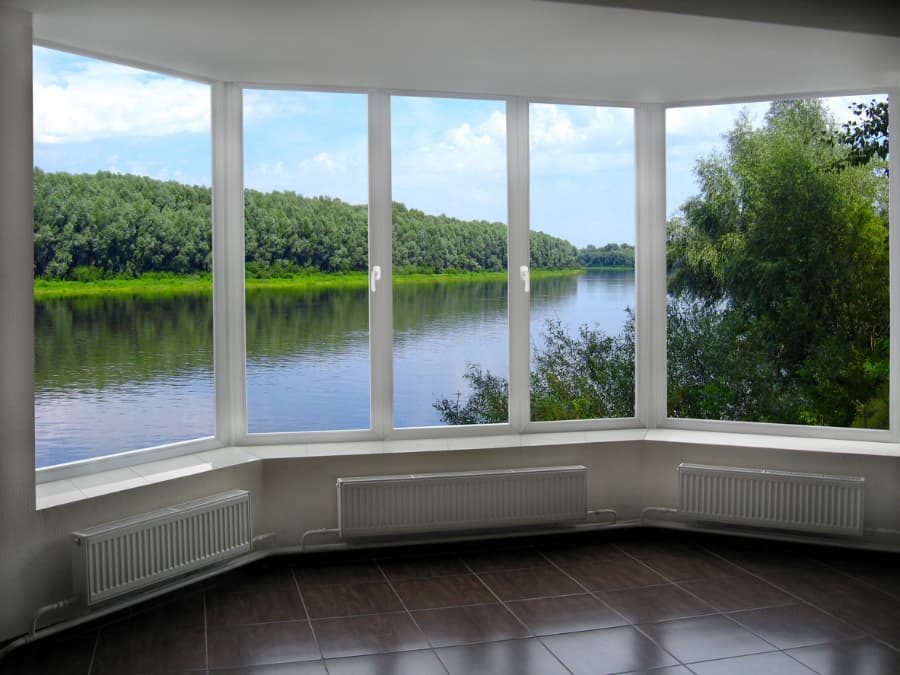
[{"x1": 34, "y1": 46, "x2": 886, "y2": 249}]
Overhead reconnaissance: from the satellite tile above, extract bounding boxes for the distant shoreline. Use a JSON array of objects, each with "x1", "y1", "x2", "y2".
[{"x1": 33, "y1": 267, "x2": 634, "y2": 300}]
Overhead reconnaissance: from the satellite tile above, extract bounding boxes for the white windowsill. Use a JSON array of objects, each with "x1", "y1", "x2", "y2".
[{"x1": 34, "y1": 426, "x2": 900, "y2": 510}]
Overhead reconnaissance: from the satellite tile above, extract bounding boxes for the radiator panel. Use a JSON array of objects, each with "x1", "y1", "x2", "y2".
[
  {"x1": 73, "y1": 490, "x2": 251, "y2": 605},
  {"x1": 678, "y1": 464, "x2": 864, "y2": 536},
  {"x1": 337, "y1": 466, "x2": 587, "y2": 538}
]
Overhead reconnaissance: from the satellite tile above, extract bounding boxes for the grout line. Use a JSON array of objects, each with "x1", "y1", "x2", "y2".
[
  {"x1": 374, "y1": 560, "x2": 451, "y2": 675},
  {"x1": 85, "y1": 627, "x2": 101, "y2": 675},
  {"x1": 814, "y1": 557, "x2": 900, "y2": 603},
  {"x1": 202, "y1": 592, "x2": 209, "y2": 675},
  {"x1": 459, "y1": 545, "x2": 575, "y2": 675},
  {"x1": 291, "y1": 566, "x2": 329, "y2": 670}
]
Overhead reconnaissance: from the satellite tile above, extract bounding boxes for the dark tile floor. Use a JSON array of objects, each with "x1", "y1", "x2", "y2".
[{"x1": 2, "y1": 528, "x2": 900, "y2": 674}]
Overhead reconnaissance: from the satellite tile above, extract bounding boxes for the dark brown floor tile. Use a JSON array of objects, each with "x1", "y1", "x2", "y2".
[
  {"x1": 392, "y1": 573, "x2": 495, "y2": 609},
  {"x1": 301, "y1": 581, "x2": 403, "y2": 618},
  {"x1": 127, "y1": 591, "x2": 206, "y2": 630},
  {"x1": 688, "y1": 651, "x2": 816, "y2": 675},
  {"x1": 379, "y1": 555, "x2": 469, "y2": 581},
  {"x1": 313, "y1": 612, "x2": 429, "y2": 659},
  {"x1": 326, "y1": 649, "x2": 447, "y2": 675},
  {"x1": 478, "y1": 566, "x2": 582, "y2": 601},
  {"x1": 598, "y1": 584, "x2": 715, "y2": 623},
  {"x1": 677, "y1": 574, "x2": 795, "y2": 612},
  {"x1": 763, "y1": 568, "x2": 900, "y2": 647},
  {"x1": 786, "y1": 637, "x2": 900, "y2": 675},
  {"x1": 206, "y1": 588, "x2": 306, "y2": 625},
  {"x1": 620, "y1": 667, "x2": 693, "y2": 675},
  {"x1": 378, "y1": 555, "x2": 469, "y2": 581},
  {"x1": 709, "y1": 544, "x2": 825, "y2": 578},
  {"x1": 211, "y1": 566, "x2": 299, "y2": 595},
  {"x1": 209, "y1": 662, "x2": 328, "y2": 674},
  {"x1": 93, "y1": 621, "x2": 207, "y2": 675},
  {"x1": 814, "y1": 550, "x2": 900, "y2": 599},
  {"x1": 412, "y1": 603, "x2": 530, "y2": 647},
  {"x1": 637, "y1": 615, "x2": 774, "y2": 663},
  {"x1": 507, "y1": 594, "x2": 628, "y2": 635},
  {"x1": 540, "y1": 541, "x2": 631, "y2": 568},
  {"x1": 207, "y1": 620, "x2": 320, "y2": 670},
  {"x1": 566, "y1": 558, "x2": 667, "y2": 591},
  {"x1": 438, "y1": 638, "x2": 569, "y2": 675},
  {"x1": 542, "y1": 625, "x2": 678, "y2": 675},
  {"x1": 619, "y1": 542, "x2": 741, "y2": 581},
  {"x1": 462, "y1": 549, "x2": 548, "y2": 573},
  {"x1": 294, "y1": 561, "x2": 383, "y2": 586},
  {"x1": 728, "y1": 603, "x2": 863, "y2": 649},
  {"x1": 0, "y1": 630, "x2": 97, "y2": 675}
]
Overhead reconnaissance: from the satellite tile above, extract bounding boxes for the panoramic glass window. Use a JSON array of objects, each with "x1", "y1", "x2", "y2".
[
  {"x1": 243, "y1": 90, "x2": 369, "y2": 433},
  {"x1": 32, "y1": 46, "x2": 213, "y2": 467},
  {"x1": 391, "y1": 96, "x2": 509, "y2": 428},
  {"x1": 528, "y1": 103, "x2": 636, "y2": 422},
  {"x1": 666, "y1": 96, "x2": 890, "y2": 428}
]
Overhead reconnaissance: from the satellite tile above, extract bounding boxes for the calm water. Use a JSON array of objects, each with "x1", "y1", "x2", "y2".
[{"x1": 34, "y1": 270, "x2": 634, "y2": 467}]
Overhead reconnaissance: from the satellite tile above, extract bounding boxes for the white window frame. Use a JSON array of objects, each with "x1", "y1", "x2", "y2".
[{"x1": 32, "y1": 43, "x2": 900, "y2": 485}]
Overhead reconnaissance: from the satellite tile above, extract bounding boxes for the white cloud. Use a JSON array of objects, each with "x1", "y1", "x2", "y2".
[
  {"x1": 34, "y1": 59, "x2": 209, "y2": 144},
  {"x1": 410, "y1": 110, "x2": 507, "y2": 175},
  {"x1": 300, "y1": 151, "x2": 347, "y2": 175}
]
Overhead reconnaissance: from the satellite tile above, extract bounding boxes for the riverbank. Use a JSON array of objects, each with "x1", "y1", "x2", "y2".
[{"x1": 33, "y1": 268, "x2": 619, "y2": 300}]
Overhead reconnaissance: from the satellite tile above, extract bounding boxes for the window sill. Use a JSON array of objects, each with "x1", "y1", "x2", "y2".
[{"x1": 35, "y1": 427, "x2": 900, "y2": 510}]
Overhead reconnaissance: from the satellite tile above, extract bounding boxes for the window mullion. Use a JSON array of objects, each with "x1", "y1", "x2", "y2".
[
  {"x1": 212, "y1": 81, "x2": 248, "y2": 445},
  {"x1": 369, "y1": 90, "x2": 394, "y2": 437},
  {"x1": 507, "y1": 96, "x2": 530, "y2": 431},
  {"x1": 634, "y1": 103, "x2": 667, "y2": 428}
]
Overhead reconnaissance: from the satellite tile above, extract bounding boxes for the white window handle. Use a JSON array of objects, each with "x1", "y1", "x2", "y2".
[
  {"x1": 370, "y1": 265, "x2": 382, "y2": 293},
  {"x1": 519, "y1": 265, "x2": 530, "y2": 294}
]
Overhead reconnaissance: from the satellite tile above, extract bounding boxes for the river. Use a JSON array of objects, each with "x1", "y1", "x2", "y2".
[{"x1": 34, "y1": 269, "x2": 634, "y2": 467}]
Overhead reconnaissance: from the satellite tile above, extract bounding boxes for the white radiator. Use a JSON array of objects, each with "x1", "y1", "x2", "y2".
[
  {"x1": 73, "y1": 490, "x2": 252, "y2": 605},
  {"x1": 337, "y1": 466, "x2": 587, "y2": 538},
  {"x1": 678, "y1": 464, "x2": 864, "y2": 536}
]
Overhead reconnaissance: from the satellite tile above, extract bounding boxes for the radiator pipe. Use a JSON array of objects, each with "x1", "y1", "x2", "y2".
[
  {"x1": 299, "y1": 527, "x2": 340, "y2": 551},
  {"x1": 31, "y1": 596, "x2": 81, "y2": 636},
  {"x1": 251, "y1": 532, "x2": 278, "y2": 549},
  {"x1": 587, "y1": 509, "x2": 617, "y2": 523},
  {"x1": 640, "y1": 506, "x2": 679, "y2": 524}
]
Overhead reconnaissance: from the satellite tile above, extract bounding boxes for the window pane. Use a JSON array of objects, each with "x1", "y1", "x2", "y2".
[
  {"x1": 244, "y1": 90, "x2": 369, "y2": 433},
  {"x1": 392, "y1": 96, "x2": 509, "y2": 427},
  {"x1": 666, "y1": 96, "x2": 889, "y2": 427},
  {"x1": 32, "y1": 47, "x2": 213, "y2": 467},
  {"x1": 529, "y1": 103, "x2": 636, "y2": 421}
]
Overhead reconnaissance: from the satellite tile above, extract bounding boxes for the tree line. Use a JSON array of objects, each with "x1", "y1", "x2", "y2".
[{"x1": 33, "y1": 169, "x2": 632, "y2": 280}]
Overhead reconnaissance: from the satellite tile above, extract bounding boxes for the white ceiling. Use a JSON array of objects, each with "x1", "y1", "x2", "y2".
[{"x1": 3, "y1": 0, "x2": 899, "y2": 102}]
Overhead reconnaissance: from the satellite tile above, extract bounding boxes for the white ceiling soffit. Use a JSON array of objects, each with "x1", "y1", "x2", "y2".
[{"x1": 3, "y1": 0, "x2": 900, "y2": 102}]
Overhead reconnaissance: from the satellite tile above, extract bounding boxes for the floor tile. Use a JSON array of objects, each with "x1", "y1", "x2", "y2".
[
  {"x1": 206, "y1": 588, "x2": 306, "y2": 625},
  {"x1": 540, "y1": 541, "x2": 630, "y2": 568},
  {"x1": 598, "y1": 583, "x2": 715, "y2": 623},
  {"x1": 786, "y1": 637, "x2": 900, "y2": 675},
  {"x1": 565, "y1": 557, "x2": 667, "y2": 591},
  {"x1": 211, "y1": 567, "x2": 299, "y2": 595},
  {"x1": 477, "y1": 566, "x2": 583, "y2": 601},
  {"x1": 814, "y1": 550, "x2": 900, "y2": 599},
  {"x1": 0, "y1": 630, "x2": 97, "y2": 675},
  {"x1": 207, "y1": 620, "x2": 320, "y2": 670},
  {"x1": 392, "y1": 573, "x2": 495, "y2": 609},
  {"x1": 92, "y1": 621, "x2": 207, "y2": 674},
  {"x1": 294, "y1": 561, "x2": 383, "y2": 586},
  {"x1": 677, "y1": 574, "x2": 795, "y2": 612},
  {"x1": 378, "y1": 555, "x2": 469, "y2": 581},
  {"x1": 327, "y1": 649, "x2": 447, "y2": 675},
  {"x1": 688, "y1": 651, "x2": 816, "y2": 675},
  {"x1": 462, "y1": 549, "x2": 548, "y2": 573},
  {"x1": 411, "y1": 603, "x2": 530, "y2": 647},
  {"x1": 728, "y1": 603, "x2": 863, "y2": 649},
  {"x1": 313, "y1": 612, "x2": 429, "y2": 659},
  {"x1": 438, "y1": 638, "x2": 569, "y2": 675},
  {"x1": 301, "y1": 580, "x2": 403, "y2": 618},
  {"x1": 507, "y1": 594, "x2": 628, "y2": 635},
  {"x1": 637, "y1": 615, "x2": 774, "y2": 663},
  {"x1": 619, "y1": 667, "x2": 693, "y2": 675},
  {"x1": 209, "y1": 662, "x2": 328, "y2": 674},
  {"x1": 542, "y1": 625, "x2": 678, "y2": 675}
]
